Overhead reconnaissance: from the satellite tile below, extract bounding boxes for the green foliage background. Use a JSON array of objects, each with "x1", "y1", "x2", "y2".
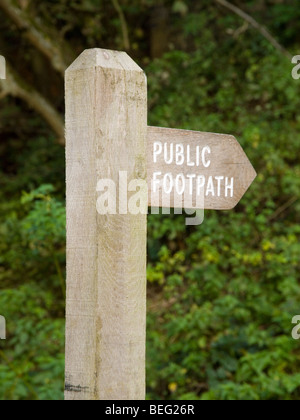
[{"x1": 0, "y1": 0, "x2": 300, "y2": 400}]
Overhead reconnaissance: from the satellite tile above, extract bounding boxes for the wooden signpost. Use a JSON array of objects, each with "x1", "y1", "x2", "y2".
[
  {"x1": 65, "y1": 48, "x2": 256, "y2": 401},
  {"x1": 147, "y1": 126, "x2": 256, "y2": 210}
]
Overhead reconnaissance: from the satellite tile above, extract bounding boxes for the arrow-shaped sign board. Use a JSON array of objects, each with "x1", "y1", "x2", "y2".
[
  {"x1": 65, "y1": 48, "x2": 257, "y2": 401},
  {"x1": 148, "y1": 126, "x2": 256, "y2": 210}
]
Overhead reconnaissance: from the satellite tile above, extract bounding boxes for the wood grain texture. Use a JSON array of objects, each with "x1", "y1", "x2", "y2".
[
  {"x1": 147, "y1": 126, "x2": 257, "y2": 210},
  {"x1": 65, "y1": 49, "x2": 147, "y2": 400}
]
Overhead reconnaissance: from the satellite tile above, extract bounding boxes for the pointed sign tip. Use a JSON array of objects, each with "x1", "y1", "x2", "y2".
[{"x1": 147, "y1": 126, "x2": 257, "y2": 210}]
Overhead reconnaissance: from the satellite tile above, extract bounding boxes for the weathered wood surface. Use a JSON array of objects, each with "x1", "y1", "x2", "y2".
[
  {"x1": 65, "y1": 49, "x2": 147, "y2": 400},
  {"x1": 147, "y1": 126, "x2": 257, "y2": 210}
]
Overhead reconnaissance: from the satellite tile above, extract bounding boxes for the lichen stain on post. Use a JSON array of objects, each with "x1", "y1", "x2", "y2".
[{"x1": 134, "y1": 155, "x2": 147, "y2": 180}]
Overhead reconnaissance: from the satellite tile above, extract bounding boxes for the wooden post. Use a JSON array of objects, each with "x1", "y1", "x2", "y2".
[{"x1": 65, "y1": 49, "x2": 148, "y2": 400}]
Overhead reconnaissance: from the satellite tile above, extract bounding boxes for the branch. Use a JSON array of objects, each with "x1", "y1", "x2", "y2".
[
  {"x1": 0, "y1": 61, "x2": 65, "y2": 144},
  {"x1": 268, "y1": 196, "x2": 298, "y2": 222},
  {"x1": 214, "y1": 0, "x2": 292, "y2": 59},
  {"x1": 111, "y1": 0, "x2": 130, "y2": 51},
  {"x1": 0, "y1": 0, "x2": 69, "y2": 75}
]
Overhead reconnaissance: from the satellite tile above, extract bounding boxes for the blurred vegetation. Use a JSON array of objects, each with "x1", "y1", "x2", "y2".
[{"x1": 0, "y1": 0, "x2": 300, "y2": 400}]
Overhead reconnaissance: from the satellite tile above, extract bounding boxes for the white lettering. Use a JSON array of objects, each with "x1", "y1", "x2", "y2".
[
  {"x1": 153, "y1": 141, "x2": 162, "y2": 163},
  {"x1": 176, "y1": 144, "x2": 185, "y2": 165},
  {"x1": 225, "y1": 177, "x2": 234, "y2": 198},
  {"x1": 164, "y1": 142, "x2": 173, "y2": 165},
  {"x1": 187, "y1": 145, "x2": 195, "y2": 166},
  {"x1": 215, "y1": 176, "x2": 224, "y2": 197},
  {"x1": 196, "y1": 145, "x2": 200, "y2": 167},
  {"x1": 206, "y1": 176, "x2": 215, "y2": 197},
  {"x1": 202, "y1": 146, "x2": 211, "y2": 168},
  {"x1": 186, "y1": 174, "x2": 196, "y2": 195},
  {"x1": 197, "y1": 175, "x2": 206, "y2": 195},
  {"x1": 163, "y1": 173, "x2": 173, "y2": 194}
]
